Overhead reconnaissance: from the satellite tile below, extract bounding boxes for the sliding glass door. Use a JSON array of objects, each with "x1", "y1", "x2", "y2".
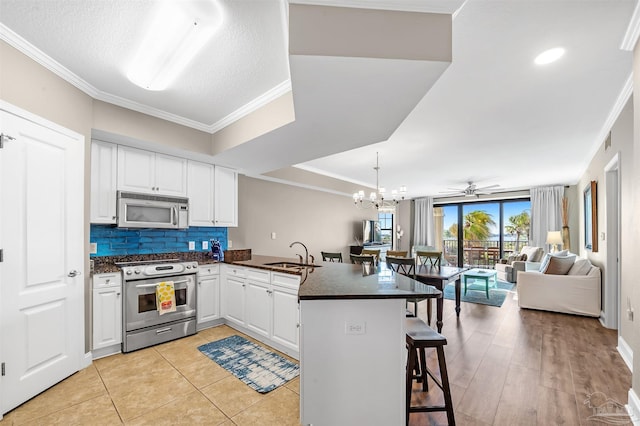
[{"x1": 439, "y1": 199, "x2": 530, "y2": 268}]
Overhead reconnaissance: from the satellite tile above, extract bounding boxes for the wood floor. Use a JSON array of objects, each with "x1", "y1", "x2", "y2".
[{"x1": 409, "y1": 289, "x2": 631, "y2": 425}]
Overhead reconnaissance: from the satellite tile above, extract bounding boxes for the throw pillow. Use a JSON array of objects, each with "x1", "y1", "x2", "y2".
[
  {"x1": 568, "y1": 259, "x2": 592, "y2": 275},
  {"x1": 538, "y1": 250, "x2": 571, "y2": 272},
  {"x1": 543, "y1": 255, "x2": 576, "y2": 275},
  {"x1": 507, "y1": 253, "x2": 527, "y2": 263}
]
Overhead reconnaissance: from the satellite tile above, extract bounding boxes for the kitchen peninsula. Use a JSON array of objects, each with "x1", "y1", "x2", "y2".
[{"x1": 296, "y1": 262, "x2": 441, "y2": 426}]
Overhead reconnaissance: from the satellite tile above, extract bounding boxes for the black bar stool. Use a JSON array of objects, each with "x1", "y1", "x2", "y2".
[{"x1": 405, "y1": 317, "x2": 455, "y2": 425}]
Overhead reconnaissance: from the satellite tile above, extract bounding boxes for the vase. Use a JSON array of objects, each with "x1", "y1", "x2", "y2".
[{"x1": 562, "y1": 226, "x2": 571, "y2": 252}]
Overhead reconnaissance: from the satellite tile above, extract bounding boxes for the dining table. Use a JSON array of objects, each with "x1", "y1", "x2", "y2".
[{"x1": 413, "y1": 265, "x2": 469, "y2": 332}]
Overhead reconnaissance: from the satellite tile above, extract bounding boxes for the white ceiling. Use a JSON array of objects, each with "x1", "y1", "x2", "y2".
[{"x1": 0, "y1": 0, "x2": 636, "y2": 199}]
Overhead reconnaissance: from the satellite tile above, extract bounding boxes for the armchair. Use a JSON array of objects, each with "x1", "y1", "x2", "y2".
[{"x1": 494, "y1": 246, "x2": 544, "y2": 283}]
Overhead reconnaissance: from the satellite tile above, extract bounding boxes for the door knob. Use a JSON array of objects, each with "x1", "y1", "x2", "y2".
[{"x1": 67, "y1": 270, "x2": 81, "y2": 277}]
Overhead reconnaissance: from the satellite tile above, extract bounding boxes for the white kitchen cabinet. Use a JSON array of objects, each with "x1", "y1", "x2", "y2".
[
  {"x1": 221, "y1": 265, "x2": 247, "y2": 327},
  {"x1": 197, "y1": 264, "x2": 220, "y2": 330},
  {"x1": 271, "y1": 272, "x2": 301, "y2": 352},
  {"x1": 92, "y1": 273, "x2": 122, "y2": 354},
  {"x1": 187, "y1": 161, "x2": 215, "y2": 227},
  {"x1": 117, "y1": 145, "x2": 187, "y2": 196},
  {"x1": 245, "y1": 269, "x2": 272, "y2": 339},
  {"x1": 90, "y1": 140, "x2": 118, "y2": 224},
  {"x1": 214, "y1": 165, "x2": 238, "y2": 227}
]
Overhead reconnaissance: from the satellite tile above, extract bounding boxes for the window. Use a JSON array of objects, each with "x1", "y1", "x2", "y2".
[
  {"x1": 438, "y1": 199, "x2": 530, "y2": 268},
  {"x1": 378, "y1": 212, "x2": 393, "y2": 245}
]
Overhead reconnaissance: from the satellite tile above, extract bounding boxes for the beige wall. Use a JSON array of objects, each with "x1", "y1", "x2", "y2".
[
  {"x1": 631, "y1": 41, "x2": 640, "y2": 392},
  {"x1": 228, "y1": 175, "x2": 377, "y2": 262},
  {"x1": 575, "y1": 98, "x2": 633, "y2": 341}
]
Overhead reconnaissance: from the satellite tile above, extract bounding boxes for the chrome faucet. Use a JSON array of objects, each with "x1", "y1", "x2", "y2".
[{"x1": 289, "y1": 241, "x2": 309, "y2": 265}]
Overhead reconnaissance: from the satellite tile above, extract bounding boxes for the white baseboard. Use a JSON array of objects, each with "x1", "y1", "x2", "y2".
[
  {"x1": 82, "y1": 351, "x2": 93, "y2": 369},
  {"x1": 627, "y1": 388, "x2": 640, "y2": 425},
  {"x1": 618, "y1": 335, "x2": 633, "y2": 372}
]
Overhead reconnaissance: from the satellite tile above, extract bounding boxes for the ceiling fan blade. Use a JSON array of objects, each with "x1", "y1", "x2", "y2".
[{"x1": 475, "y1": 184, "x2": 500, "y2": 191}]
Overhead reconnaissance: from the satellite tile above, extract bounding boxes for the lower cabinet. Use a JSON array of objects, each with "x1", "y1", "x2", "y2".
[
  {"x1": 92, "y1": 273, "x2": 122, "y2": 356},
  {"x1": 197, "y1": 265, "x2": 220, "y2": 330},
  {"x1": 221, "y1": 265, "x2": 300, "y2": 358}
]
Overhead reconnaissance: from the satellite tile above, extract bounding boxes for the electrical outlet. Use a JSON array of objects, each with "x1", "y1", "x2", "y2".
[
  {"x1": 202, "y1": 241, "x2": 208, "y2": 250},
  {"x1": 271, "y1": 232, "x2": 276, "y2": 240},
  {"x1": 89, "y1": 242, "x2": 97, "y2": 254},
  {"x1": 345, "y1": 320, "x2": 366, "y2": 335},
  {"x1": 188, "y1": 241, "x2": 195, "y2": 250},
  {"x1": 228, "y1": 240, "x2": 233, "y2": 248}
]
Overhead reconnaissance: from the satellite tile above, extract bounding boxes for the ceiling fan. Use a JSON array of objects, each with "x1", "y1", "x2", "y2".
[{"x1": 439, "y1": 181, "x2": 500, "y2": 198}]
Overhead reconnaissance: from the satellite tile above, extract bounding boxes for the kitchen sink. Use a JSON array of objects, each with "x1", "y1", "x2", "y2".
[{"x1": 263, "y1": 262, "x2": 321, "y2": 269}]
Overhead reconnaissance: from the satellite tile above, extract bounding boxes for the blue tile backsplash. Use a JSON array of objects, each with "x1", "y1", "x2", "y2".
[{"x1": 90, "y1": 225, "x2": 228, "y2": 257}]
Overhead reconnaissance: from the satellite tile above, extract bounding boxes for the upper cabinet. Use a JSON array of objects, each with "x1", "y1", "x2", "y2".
[
  {"x1": 90, "y1": 140, "x2": 118, "y2": 224},
  {"x1": 117, "y1": 146, "x2": 187, "y2": 197},
  {"x1": 187, "y1": 160, "x2": 215, "y2": 227},
  {"x1": 90, "y1": 142, "x2": 237, "y2": 227},
  {"x1": 214, "y1": 166, "x2": 238, "y2": 227}
]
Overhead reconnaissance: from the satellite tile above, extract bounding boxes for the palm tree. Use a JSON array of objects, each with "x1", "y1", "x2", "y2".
[
  {"x1": 463, "y1": 210, "x2": 495, "y2": 244},
  {"x1": 505, "y1": 211, "x2": 530, "y2": 252}
]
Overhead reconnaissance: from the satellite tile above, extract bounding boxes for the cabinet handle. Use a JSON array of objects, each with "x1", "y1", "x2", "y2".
[{"x1": 116, "y1": 292, "x2": 121, "y2": 296}]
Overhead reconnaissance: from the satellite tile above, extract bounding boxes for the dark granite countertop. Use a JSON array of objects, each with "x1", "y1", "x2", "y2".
[
  {"x1": 92, "y1": 252, "x2": 220, "y2": 274},
  {"x1": 296, "y1": 262, "x2": 442, "y2": 301}
]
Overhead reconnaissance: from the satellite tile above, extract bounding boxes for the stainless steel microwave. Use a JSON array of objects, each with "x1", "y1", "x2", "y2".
[{"x1": 117, "y1": 191, "x2": 188, "y2": 229}]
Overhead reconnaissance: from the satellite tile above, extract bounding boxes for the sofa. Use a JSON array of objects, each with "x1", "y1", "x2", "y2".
[
  {"x1": 495, "y1": 246, "x2": 545, "y2": 283},
  {"x1": 517, "y1": 255, "x2": 601, "y2": 317}
]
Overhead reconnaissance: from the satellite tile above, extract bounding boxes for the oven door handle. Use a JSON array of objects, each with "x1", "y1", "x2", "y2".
[{"x1": 135, "y1": 279, "x2": 188, "y2": 288}]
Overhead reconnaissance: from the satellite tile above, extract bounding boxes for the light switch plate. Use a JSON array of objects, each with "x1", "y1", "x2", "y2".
[
  {"x1": 89, "y1": 242, "x2": 97, "y2": 254},
  {"x1": 228, "y1": 240, "x2": 233, "y2": 248}
]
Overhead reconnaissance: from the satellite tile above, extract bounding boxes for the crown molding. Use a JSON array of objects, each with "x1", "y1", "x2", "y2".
[
  {"x1": 0, "y1": 23, "x2": 99, "y2": 98},
  {"x1": 621, "y1": 0, "x2": 640, "y2": 51},
  {"x1": 288, "y1": 0, "x2": 464, "y2": 15},
  {"x1": 1, "y1": 22, "x2": 293, "y2": 135},
  {"x1": 209, "y1": 79, "x2": 292, "y2": 133}
]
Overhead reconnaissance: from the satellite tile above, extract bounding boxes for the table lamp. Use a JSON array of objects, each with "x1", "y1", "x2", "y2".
[{"x1": 546, "y1": 231, "x2": 563, "y2": 253}]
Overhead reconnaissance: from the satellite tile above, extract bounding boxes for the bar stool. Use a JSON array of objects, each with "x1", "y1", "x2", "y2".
[{"x1": 405, "y1": 317, "x2": 455, "y2": 425}]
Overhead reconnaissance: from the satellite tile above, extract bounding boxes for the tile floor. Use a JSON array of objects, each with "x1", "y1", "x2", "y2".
[{"x1": 0, "y1": 326, "x2": 300, "y2": 425}]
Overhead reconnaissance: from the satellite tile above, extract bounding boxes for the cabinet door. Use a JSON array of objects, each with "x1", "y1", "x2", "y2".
[
  {"x1": 271, "y1": 285, "x2": 299, "y2": 351},
  {"x1": 187, "y1": 161, "x2": 215, "y2": 226},
  {"x1": 224, "y1": 276, "x2": 246, "y2": 326},
  {"x1": 117, "y1": 146, "x2": 155, "y2": 194},
  {"x1": 92, "y1": 287, "x2": 122, "y2": 350},
  {"x1": 90, "y1": 140, "x2": 117, "y2": 223},
  {"x1": 155, "y1": 153, "x2": 187, "y2": 196},
  {"x1": 245, "y1": 281, "x2": 271, "y2": 338},
  {"x1": 197, "y1": 275, "x2": 220, "y2": 326},
  {"x1": 214, "y1": 166, "x2": 238, "y2": 227}
]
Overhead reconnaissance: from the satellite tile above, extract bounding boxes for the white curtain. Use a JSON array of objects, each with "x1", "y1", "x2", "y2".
[
  {"x1": 413, "y1": 197, "x2": 435, "y2": 247},
  {"x1": 530, "y1": 186, "x2": 564, "y2": 250}
]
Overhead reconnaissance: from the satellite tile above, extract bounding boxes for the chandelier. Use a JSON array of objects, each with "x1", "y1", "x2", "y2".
[{"x1": 353, "y1": 152, "x2": 407, "y2": 211}]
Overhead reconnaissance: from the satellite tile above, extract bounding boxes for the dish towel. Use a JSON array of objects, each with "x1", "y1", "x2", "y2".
[{"x1": 156, "y1": 281, "x2": 176, "y2": 315}]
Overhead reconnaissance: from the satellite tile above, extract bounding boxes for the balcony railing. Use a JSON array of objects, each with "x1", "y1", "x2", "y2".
[{"x1": 442, "y1": 239, "x2": 527, "y2": 269}]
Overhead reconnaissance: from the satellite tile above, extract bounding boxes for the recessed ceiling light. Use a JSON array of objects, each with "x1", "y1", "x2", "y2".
[{"x1": 534, "y1": 47, "x2": 565, "y2": 65}]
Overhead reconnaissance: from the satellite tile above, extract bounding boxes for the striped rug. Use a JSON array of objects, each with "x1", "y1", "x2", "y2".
[{"x1": 198, "y1": 335, "x2": 299, "y2": 393}]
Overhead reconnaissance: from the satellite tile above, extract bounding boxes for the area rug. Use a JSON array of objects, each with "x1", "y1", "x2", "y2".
[
  {"x1": 443, "y1": 280, "x2": 514, "y2": 307},
  {"x1": 197, "y1": 335, "x2": 299, "y2": 393}
]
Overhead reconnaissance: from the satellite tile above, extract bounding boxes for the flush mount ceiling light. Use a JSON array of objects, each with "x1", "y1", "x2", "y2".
[
  {"x1": 534, "y1": 47, "x2": 565, "y2": 65},
  {"x1": 127, "y1": 0, "x2": 222, "y2": 91},
  {"x1": 353, "y1": 152, "x2": 407, "y2": 211}
]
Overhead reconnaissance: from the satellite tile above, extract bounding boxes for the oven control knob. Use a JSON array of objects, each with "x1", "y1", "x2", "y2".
[
  {"x1": 186, "y1": 265, "x2": 192, "y2": 269},
  {"x1": 134, "y1": 269, "x2": 141, "y2": 275},
  {"x1": 125, "y1": 270, "x2": 132, "y2": 275}
]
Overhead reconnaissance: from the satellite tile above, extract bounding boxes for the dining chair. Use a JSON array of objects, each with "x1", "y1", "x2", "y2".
[
  {"x1": 386, "y1": 256, "x2": 419, "y2": 317},
  {"x1": 350, "y1": 254, "x2": 376, "y2": 265},
  {"x1": 321, "y1": 251, "x2": 343, "y2": 263},
  {"x1": 416, "y1": 250, "x2": 442, "y2": 267},
  {"x1": 361, "y1": 249, "x2": 381, "y2": 264},
  {"x1": 386, "y1": 250, "x2": 408, "y2": 258}
]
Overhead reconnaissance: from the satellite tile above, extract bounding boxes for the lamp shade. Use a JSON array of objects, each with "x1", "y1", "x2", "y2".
[{"x1": 546, "y1": 231, "x2": 563, "y2": 245}]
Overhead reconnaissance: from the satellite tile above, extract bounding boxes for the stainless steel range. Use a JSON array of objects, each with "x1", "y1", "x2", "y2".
[{"x1": 118, "y1": 259, "x2": 198, "y2": 353}]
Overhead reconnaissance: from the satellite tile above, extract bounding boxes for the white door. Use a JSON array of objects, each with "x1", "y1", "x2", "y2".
[
  {"x1": 187, "y1": 161, "x2": 215, "y2": 226},
  {"x1": 90, "y1": 140, "x2": 117, "y2": 224},
  {"x1": 224, "y1": 276, "x2": 246, "y2": 326},
  {"x1": 92, "y1": 287, "x2": 122, "y2": 350},
  {"x1": 154, "y1": 153, "x2": 187, "y2": 196},
  {"x1": 197, "y1": 275, "x2": 220, "y2": 325},
  {"x1": 117, "y1": 145, "x2": 155, "y2": 194},
  {"x1": 272, "y1": 286, "x2": 300, "y2": 351},
  {"x1": 0, "y1": 105, "x2": 84, "y2": 414}
]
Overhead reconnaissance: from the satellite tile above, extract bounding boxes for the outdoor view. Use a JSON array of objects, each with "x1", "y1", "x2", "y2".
[{"x1": 441, "y1": 200, "x2": 531, "y2": 268}]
